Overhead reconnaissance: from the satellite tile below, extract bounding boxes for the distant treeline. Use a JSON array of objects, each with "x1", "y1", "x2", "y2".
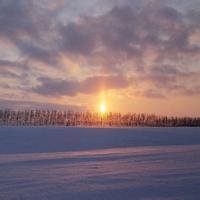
[{"x1": 0, "y1": 109, "x2": 200, "y2": 127}]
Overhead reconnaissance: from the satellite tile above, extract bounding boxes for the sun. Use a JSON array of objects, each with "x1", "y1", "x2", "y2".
[{"x1": 100, "y1": 102, "x2": 106, "y2": 113}]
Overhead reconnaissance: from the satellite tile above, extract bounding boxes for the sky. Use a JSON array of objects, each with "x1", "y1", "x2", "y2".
[{"x1": 0, "y1": 0, "x2": 200, "y2": 116}]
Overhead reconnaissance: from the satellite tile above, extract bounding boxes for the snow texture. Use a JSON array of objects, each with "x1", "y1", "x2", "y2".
[{"x1": 0, "y1": 127, "x2": 200, "y2": 200}]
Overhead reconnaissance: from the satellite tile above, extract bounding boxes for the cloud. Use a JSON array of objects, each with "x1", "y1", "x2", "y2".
[
  {"x1": 0, "y1": 99, "x2": 85, "y2": 111},
  {"x1": 0, "y1": 0, "x2": 199, "y2": 101},
  {"x1": 32, "y1": 77, "x2": 79, "y2": 96},
  {"x1": 134, "y1": 64, "x2": 200, "y2": 97},
  {"x1": 0, "y1": 69, "x2": 20, "y2": 79},
  {"x1": 57, "y1": 3, "x2": 200, "y2": 72},
  {"x1": 138, "y1": 89, "x2": 167, "y2": 99},
  {"x1": 0, "y1": 0, "x2": 60, "y2": 65},
  {"x1": 1, "y1": 0, "x2": 199, "y2": 67},
  {"x1": 0, "y1": 1, "x2": 33, "y2": 37},
  {"x1": 0, "y1": 59, "x2": 27, "y2": 69},
  {"x1": 32, "y1": 75, "x2": 130, "y2": 97}
]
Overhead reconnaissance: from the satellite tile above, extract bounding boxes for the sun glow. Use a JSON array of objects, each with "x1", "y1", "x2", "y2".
[{"x1": 100, "y1": 102, "x2": 106, "y2": 113}]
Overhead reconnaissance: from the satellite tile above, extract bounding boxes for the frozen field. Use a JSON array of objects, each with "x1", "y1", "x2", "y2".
[{"x1": 0, "y1": 127, "x2": 200, "y2": 200}]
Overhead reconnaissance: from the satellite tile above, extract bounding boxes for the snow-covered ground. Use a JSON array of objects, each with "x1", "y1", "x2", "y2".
[{"x1": 0, "y1": 127, "x2": 200, "y2": 200}]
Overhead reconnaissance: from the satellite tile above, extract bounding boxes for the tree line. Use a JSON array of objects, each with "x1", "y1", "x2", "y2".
[{"x1": 0, "y1": 109, "x2": 200, "y2": 127}]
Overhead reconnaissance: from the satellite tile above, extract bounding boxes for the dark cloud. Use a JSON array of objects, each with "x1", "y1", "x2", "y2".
[
  {"x1": 57, "y1": 3, "x2": 199, "y2": 70},
  {"x1": 0, "y1": 0, "x2": 59, "y2": 65},
  {"x1": 0, "y1": 0, "x2": 199, "y2": 99},
  {"x1": 32, "y1": 77, "x2": 79, "y2": 96},
  {"x1": 1, "y1": 1, "x2": 199, "y2": 66},
  {"x1": 135, "y1": 64, "x2": 200, "y2": 97},
  {"x1": 60, "y1": 6, "x2": 142, "y2": 65},
  {"x1": 158, "y1": 6, "x2": 182, "y2": 21},
  {"x1": 32, "y1": 75, "x2": 130, "y2": 97},
  {"x1": 61, "y1": 22, "x2": 97, "y2": 56},
  {"x1": 0, "y1": 59, "x2": 31, "y2": 82},
  {"x1": 150, "y1": 65, "x2": 182, "y2": 75},
  {"x1": 0, "y1": 0, "x2": 34, "y2": 37},
  {"x1": 0, "y1": 60, "x2": 27, "y2": 69},
  {"x1": 0, "y1": 69, "x2": 20, "y2": 79},
  {"x1": 16, "y1": 43, "x2": 60, "y2": 66}
]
